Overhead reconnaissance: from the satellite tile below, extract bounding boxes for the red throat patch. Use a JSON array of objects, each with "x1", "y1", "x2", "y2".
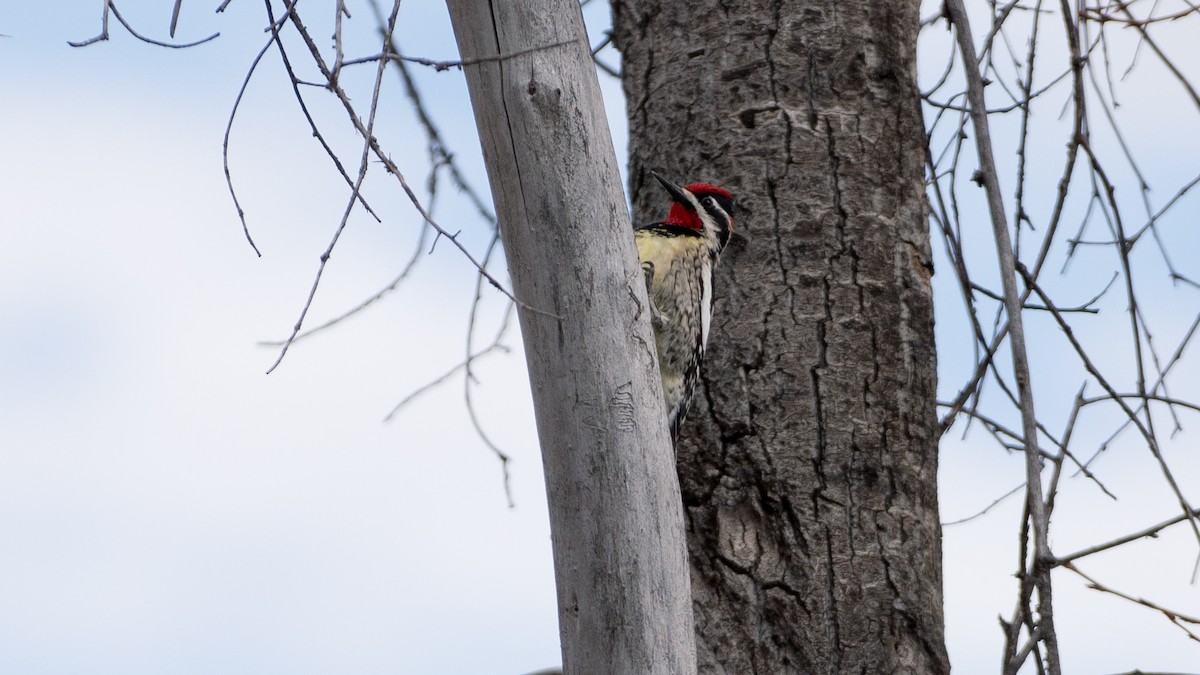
[{"x1": 664, "y1": 202, "x2": 703, "y2": 231}]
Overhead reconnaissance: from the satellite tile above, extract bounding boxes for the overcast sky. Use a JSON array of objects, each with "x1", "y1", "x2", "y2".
[{"x1": 2, "y1": 2, "x2": 1199, "y2": 674}]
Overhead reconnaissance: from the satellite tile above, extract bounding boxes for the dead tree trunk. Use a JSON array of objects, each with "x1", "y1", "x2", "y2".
[
  {"x1": 446, "y1": 2, "x2": 697, "y2": 673},
  {"x1": 613, "y1": 1, "x2": 949, "y2": 672}
]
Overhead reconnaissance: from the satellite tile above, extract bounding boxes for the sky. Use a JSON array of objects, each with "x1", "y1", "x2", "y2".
[{"x1": 1, "y1": 2, "x2": 1199, "y2": 674}]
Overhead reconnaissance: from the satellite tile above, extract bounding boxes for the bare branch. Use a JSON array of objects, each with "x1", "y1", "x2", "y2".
[
  {"x1": 1057, "y1": 507, "x2": 1200, "y2": 566},
  {"x1": 69, "y1": 1, "x2": 219, "y2": 49},
  {"x1": 1019, "y1": 266, "x2": 1200, "y2": 549},
  {"x1": 263, "y1": 0, "x2": 398, "y2": 374},
  {"x1": 1065, "y1": 563, "x2": 1200, "y2": 643},
  {"x1": 383, "y1": 341, "x2": 512, "y2": 425},
  {"x1": 943, "y1": 483, "x2": 1025, "y2": 526},
  {"x1": 68, "y1": 0, "x2": 112, "y2": 46},
  {"x1": 338, "y1": 40, "x2": 577, "y2": 72},
  {"x1": 221, "y1": 34, "x2": 272, "y2": 257},
  {"x1": 170, "y1": 0, "x2": 184, "y2": 38},
  {"x1": 944, "y1": 0, "x2": 1062, "y2": 668}
]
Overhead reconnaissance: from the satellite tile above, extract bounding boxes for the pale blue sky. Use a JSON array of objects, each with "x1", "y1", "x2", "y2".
[{"x1": 2, "y1": 2, "x2": 1199, "y2": 673}]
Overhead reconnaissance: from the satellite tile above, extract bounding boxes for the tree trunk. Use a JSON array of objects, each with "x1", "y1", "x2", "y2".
[
  {"x1": 613, "y1": 1, "x2": 949, "y2": 672},
  {"x1": 446, "y1": 2, "x2": 697, "y2": 673}
]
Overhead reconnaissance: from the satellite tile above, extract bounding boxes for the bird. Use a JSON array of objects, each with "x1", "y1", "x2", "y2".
[{"x1": 634, "y1": 171, "x2": 736, "y2": 443}]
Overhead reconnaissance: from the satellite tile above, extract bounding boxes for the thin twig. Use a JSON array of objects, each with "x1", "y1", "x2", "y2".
[
  {"x1": 111, "y1": 1, "x2": 220, "y2": 48},
  {"x1": 1020, "y1": 266, "x2": 1200, "y2": 551},
  {"x1": 339, "y1": 40, "x2": 577, "y2": 71},
  {"x1": 68, "y1": 0, "x2": 112, "y2": 46},
  {"x1": 1057, "y1": 506, "x2": 1200, "y2": 566},
  {"x1": 221, "y1": 34, "x2": 272, "y2": 256},
  {"x1": 1064, "y1": 563, "x2": 1200, "y2": 643},
  {"x1": 383, "y1": 343, "x2": 512, "y2": 423},
  {"x1": 275, "y1": 0, "x2": 549, "y2": 325},
  {"x1": 264, "y1": 0, "x2": 398, "y2": 374},
  {"x1": 256, "y1": 223, "x2": 431, "y2": 347},
  {"x1": 944, "y1": 1, "x2": 1060, "y2": 670},
  {"x1": 170, "y1": 0, "x2": 184, "y2": 37},
  {"x1": 943, "y1": 483, "x2": 1025, "y2": 526}
]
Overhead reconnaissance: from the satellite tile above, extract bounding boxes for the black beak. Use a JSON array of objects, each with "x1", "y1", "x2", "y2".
[{"x1": 650, "y1": 171, "x2": 693, "y2": 208}]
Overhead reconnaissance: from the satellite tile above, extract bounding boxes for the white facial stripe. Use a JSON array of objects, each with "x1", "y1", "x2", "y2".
[
  {"x1": 686, "y1": 191, "x2": 731, "y2": 240},
  {"x1": 683, "y1": 191, "x2": 715, "y2": 233},
  {"x1": 707, "y1": 201, "x2": 731, "y2": 224},
  {"x1": 681, "y1": 190, "x2": 705, "y2": 217}
]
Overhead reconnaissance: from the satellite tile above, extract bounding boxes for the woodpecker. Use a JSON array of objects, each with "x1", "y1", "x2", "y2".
[{"x1": 635, "y1": 171, "x2": 736, "y2": 443}]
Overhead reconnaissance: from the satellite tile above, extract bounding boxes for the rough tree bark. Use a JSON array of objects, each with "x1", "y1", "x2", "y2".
[
  {"x1": 446, "y1": 2, "x2": 697, "y2": 673},
  {"x1": 613, "y1": 1, "x2": 949, "y2": 672}
]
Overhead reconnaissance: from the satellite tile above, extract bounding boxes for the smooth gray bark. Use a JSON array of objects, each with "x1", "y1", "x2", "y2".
[
  {"x1": 613, "y1": 1, "x2": 949, "y2": 672},
  {"x1": 445, "y1": 2, "x2": 697, "y2": 673}
]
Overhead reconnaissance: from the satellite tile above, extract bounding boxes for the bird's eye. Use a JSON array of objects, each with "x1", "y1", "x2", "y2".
[{"x1": 703, "y1": 197, "x2": 715, "y2": 207}]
